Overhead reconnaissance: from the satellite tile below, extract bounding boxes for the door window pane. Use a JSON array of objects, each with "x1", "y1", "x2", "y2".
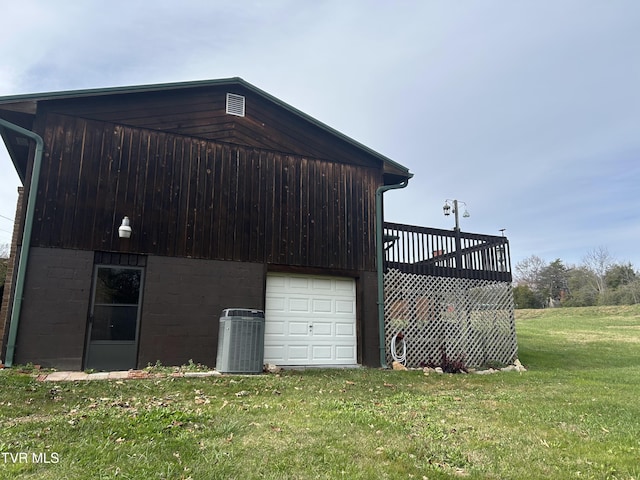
[
  {"x1": 91, "y1": 305, "x2": 138, "y2": 341},
  {"x1": 95, "y1": 268, "x2": 141, "y2": 304}
]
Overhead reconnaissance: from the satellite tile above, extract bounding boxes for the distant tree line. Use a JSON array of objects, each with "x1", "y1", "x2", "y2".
[{"x1": 513, "y1": 247, "x2": 640, "y2": 308}]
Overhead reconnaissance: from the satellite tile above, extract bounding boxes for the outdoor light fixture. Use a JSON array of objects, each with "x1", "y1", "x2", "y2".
[
  {"x1": 443, "y1": 199, "x2": 469, "y2": 231},
  {"x1": 118, "y1": 216, "x2": 132, "y2": 238}
]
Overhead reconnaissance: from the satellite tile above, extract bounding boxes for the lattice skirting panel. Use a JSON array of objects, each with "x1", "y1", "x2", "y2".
[{"x1": 384, "y1": 268, "x2": 518, "y2": 368}]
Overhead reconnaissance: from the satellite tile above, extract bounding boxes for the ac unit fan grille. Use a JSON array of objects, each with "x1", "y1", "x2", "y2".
[{"x1": 216, "y1": 313, "x2": 265, "y2": 374}]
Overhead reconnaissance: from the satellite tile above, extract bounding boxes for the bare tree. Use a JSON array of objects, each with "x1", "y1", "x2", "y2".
[
  {"x1": 514, "y1": 255, "x2": 546, "y2": 289},
  {"x1": 581, "y1": 246, "x2": 614, "y2": 296}
]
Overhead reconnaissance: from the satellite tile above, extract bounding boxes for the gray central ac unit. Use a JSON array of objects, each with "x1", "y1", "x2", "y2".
[{"x1": 216, "y1": 308, "x2": 265, "y2": 374}]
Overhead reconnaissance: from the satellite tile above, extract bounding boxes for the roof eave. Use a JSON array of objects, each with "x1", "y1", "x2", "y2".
[{"x1": 0, "y1": 77, "x2": 412, "y2": 179}]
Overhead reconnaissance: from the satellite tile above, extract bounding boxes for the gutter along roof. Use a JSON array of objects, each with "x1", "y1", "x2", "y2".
[{"x1": 0, "y1": 77, "x2": 412, "y2": 182}]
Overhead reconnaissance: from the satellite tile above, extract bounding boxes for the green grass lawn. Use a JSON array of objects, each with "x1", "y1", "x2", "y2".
[{"x1": 1, "y1": 305, "x2": 640, "y2": 479}]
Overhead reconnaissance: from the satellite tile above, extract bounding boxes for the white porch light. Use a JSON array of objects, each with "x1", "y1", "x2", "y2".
[{"x1": 118, "y1": 216, "x2": 132, "y2": 238}]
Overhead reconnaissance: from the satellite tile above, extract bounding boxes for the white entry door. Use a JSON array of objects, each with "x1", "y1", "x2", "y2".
[{"x1": 264, "y1": 273, "x2": 357, "y2": 366}]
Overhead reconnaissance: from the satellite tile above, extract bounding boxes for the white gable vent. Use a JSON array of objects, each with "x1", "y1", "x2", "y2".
[{"x1": 226, "y1": 93, "x2": 245, "y2": 117}]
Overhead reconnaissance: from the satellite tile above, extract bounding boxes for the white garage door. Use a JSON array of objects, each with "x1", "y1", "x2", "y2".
[{"x1": 264, "y1": 273, "x2": 357, "y2": 366}]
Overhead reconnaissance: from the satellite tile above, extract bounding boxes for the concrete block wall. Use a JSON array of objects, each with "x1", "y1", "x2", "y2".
[
  {"x1": 13, "y1": 247, "x2": 94, "y2": 369},
  {"x1": 5, "y1": 246, "x2": 381, "y2": 370},
  {"x1": 138, "y1": 256, "x2": 265, "y2": 368}
]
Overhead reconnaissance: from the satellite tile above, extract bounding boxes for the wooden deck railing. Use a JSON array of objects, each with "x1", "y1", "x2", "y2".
[{"x1": 383, "y1": 222, "x2": 512, "y2": 282}]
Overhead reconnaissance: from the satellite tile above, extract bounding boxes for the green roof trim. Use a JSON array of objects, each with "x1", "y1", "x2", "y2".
[{"x1": 0, "y1": 77, "x2": 412, "y2": 178}]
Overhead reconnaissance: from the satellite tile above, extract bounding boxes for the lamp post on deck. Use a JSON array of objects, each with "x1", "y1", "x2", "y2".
[
  {"x1": 443, "y1": 199, "x2": 469, "y2": 269},
  {"x1": 442, "y1": 199, "x2": 470, "y2": 231}
]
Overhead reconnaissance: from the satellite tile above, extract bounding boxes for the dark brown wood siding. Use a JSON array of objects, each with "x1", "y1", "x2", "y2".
[
  {"x1": 32, "y1": 113, "x2": 379, "y2": 271},
  {"x1": 41, "y1": 85, "x2": 385, "y2": 171}
]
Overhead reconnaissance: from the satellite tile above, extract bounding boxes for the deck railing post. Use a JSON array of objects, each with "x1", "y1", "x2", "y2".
[{"x1": 454, "y1": 227, "x2": 462, "y2": 272}]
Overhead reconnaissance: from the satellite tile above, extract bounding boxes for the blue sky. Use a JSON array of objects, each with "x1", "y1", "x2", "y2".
[{"x1": 1, "y1": 1, "x2": 639, "y2": 269}]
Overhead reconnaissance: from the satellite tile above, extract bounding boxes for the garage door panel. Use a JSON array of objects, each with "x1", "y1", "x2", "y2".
[
  {"x1": 288, "y1": 322, "x2": 310, "y2": 335},
  {"x1": 312, "y1": 299, "x2": 332, "y2": 313},
  {"x1": 266, "y1": 296, "x2": 286, "y2": 311},
  {"x1": 312, "y1": 278, "x2": 332, "y2": 291},
  {"x1": 311, "y1": 345, "x2": 333, "y2": 360},
  {"x1": 311, "y1": 322, "x2": 332, "y2": 336},
  {"x1": 265, "y1": 273, "x2": 357, "y2": 366},
  {"x1": 265, "y1": 320, "x2": 286, "y2": 335},
  {"x1": 268, "y1": 276, "x2": 286, "y2": 288},
  {"x1": 336, "y1": 345, "x2": 356, "y2": 360},
  {"x1": 267, "y1": 346, "x2": 286, "y2": 362},
  {"x1": 288, "y1": 345, "x2": 310, "y2": 361},
  {"x1": 335, "y1": 300, "x2": 354, "y2": 314},
  {"x1": 335, "y1": 279, "x2": 355, "y2": 292},
  {"x1": 289, "y1": 277, "x2": 310, "y2": 289},
  {"x1": 289, "y1": 298, "x2": 310, "y2": 312}
]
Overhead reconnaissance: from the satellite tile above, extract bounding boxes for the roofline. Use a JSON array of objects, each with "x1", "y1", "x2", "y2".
[
  {"x1": 0, "y1": 77, "x2": 244, "y2": 104},
  {"x1": 0, "y1": 77, "x2": 412, "y2": 177}
]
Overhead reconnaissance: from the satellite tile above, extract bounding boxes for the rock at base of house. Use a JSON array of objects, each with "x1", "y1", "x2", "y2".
[
  {"x1": 264, "y1": 364, "x2": 282, "y2": 374},
  {"x1": 392, "y1": 361, "x2": 408, "y2": 371}
]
